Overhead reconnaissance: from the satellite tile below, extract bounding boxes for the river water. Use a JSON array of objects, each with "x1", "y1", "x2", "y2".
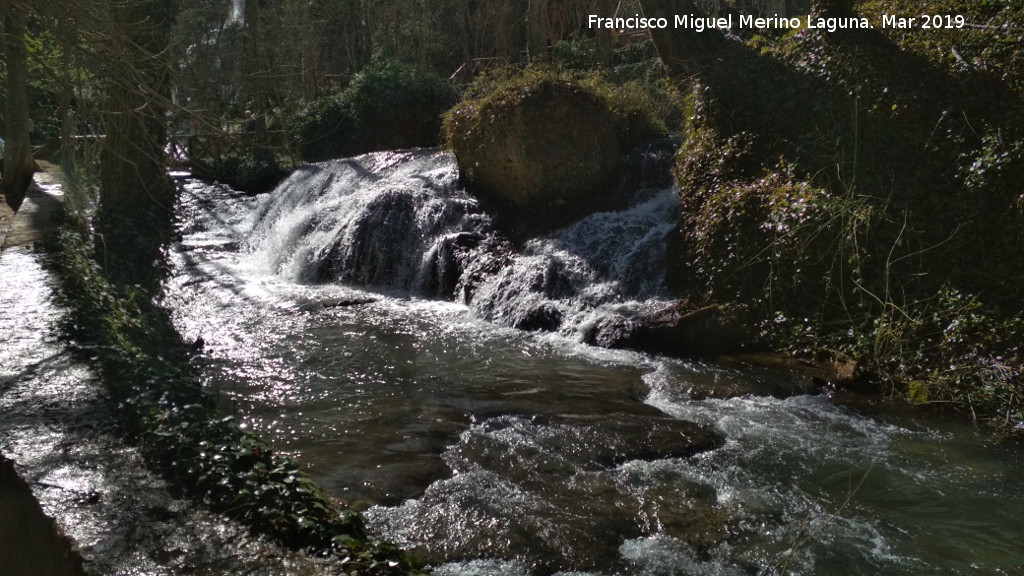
[
  {"x1": 0, "y1": 178, "x2": 361, "y2": 575},
  {"x1": 163, "y1": 150, "x2": 1024, "y2": 575}
]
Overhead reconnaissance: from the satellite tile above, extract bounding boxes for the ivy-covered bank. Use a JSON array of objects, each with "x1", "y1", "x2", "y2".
[
  {"x1": 658, "y1": 0, "x2": 1024, "y2": 436},
  {"x1": 44, "y1": 214, "x2": 425, "y2": 574}
]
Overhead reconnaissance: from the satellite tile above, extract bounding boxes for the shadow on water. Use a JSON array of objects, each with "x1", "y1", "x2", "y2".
[{"x1": 0, "y1": 454, "x2": 85, "y2": 576}]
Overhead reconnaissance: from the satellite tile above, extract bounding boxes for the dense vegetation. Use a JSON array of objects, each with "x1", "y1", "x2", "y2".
[{"x1": 661, "y1": 0, "x2": 1023, "y2": 436}]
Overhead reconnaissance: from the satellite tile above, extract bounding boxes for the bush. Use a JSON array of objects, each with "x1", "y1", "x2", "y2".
[
  {"x1": 288, "y1": 60, "x2": 456, "y2": 162},
  {"x1": 664, "y1": 3, "x2": 1024, "y2": 435},
  {"x1": 193, "y1": 147, "x2": 288, "y2": 194}
]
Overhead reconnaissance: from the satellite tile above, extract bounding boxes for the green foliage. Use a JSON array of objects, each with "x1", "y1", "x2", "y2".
[
  {"x1": 0, "y1": 18, "x2": 68, "y2": 143},
  {"x1": 287, "y1": 59, "x2": 456, "y2": 162},
  {"x1": 551, "y1": 34, "x2": 596, "y2": 70},
  {"x1": 443, "y1": 63, "x2": 676, "y2": 154},
  {"x1": 668, "y1": 2, "x2": 1024, "y2": 436},
  {"x1": 193, "y1": 147, "x2": 289, "y2": 194},
  {"x1": 552, "y1": 35, "x2": 666, "y2": 83},
  {"x1": 610, "y1": 39, "x2": 666, "y2": 83},
  {"x1": 860, "y1": 0, "x2": 1024, "y2": 95},
  {"x1": 44, "y1": 209, "x2": 425, "y2": 570},
  {"x1": 287, "y1": 91, "x2": 357, "y2": 162},
  {"x1": 860, "y1": 288, "x2": 1023, "y2": 435},
  {"x1": 594, "y1": 75, "x2": 685, "y2": 147}
]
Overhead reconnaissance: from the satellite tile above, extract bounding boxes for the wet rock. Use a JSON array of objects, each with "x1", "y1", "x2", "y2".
[
  {"x1": 514, "y1": 303, "x2": 564, "y2": 332},
  {"x1": 455, "y1": 237, "x2": 516, "y2": 304},
  {"x1": 618, "y1": 137, "x2": 682, "y2": 193},
  {"x1": 648, "y1": 495, "x2": 731, "y2": 552},
  {"x1": 603, "y1": 414, "x2": 724, "y2": 465},
  {"x1": 317, "y1": 188, "x2": 418, "y2": 286},
  {"x1": 544, "y1": 412, "x2": 725, "y2": 467},
  {"x1": 704, "y1": 353, "x2": 862, "y2": 399},
  {"x1": 420, "y1": 232, "x2": 484, "y2": 299},
  {"x1": 295, "y1": 294, "x2": 377, "y2": 311},
  {"x1": 582, "y1": 314, "x2": 638, "y2": 349},
  {"x1": 675, "y1": 358, "x2": 821, "y2": 400},
  {"x1": 631, "y1": 302, "x2": 754, "y2": 356}
]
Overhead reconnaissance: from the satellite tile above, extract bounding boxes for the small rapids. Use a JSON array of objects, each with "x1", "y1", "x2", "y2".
[
  {"x1": 244, "y1": 148, "x2": 677, "y2": 343},
  {"x1": 164, "y1": 149, "x2": 1024, "y2": 575},
  {"x1": 0, "y1": 239, "x2": 350, "y2": 573}
]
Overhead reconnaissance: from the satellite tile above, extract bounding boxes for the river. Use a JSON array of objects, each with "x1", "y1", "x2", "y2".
[
  {"x1": 162, "y1": 150, "x2": 1024, "y2": 575},
  {"x1": 0, "y1": 178, "x2": 349, "y2": 575}
]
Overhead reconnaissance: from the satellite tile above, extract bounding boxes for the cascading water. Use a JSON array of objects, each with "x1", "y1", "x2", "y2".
[
  {"x1": 226, "y1": 0, "x2": 244, "y2": 27},
  {"x1": 164, "y1": 148, "x2": 1024, "y2": 575},
  {"x1": 245, "y1": 148, "x2": 679, "y2": 343},
  {"x1": 247, "y1": 150, "x2": 492, "y2": 295}
]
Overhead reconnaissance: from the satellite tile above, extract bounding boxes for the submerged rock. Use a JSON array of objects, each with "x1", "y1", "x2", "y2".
[{"x1": 613, "y1": 301, "x2": 753, "y2": 356}]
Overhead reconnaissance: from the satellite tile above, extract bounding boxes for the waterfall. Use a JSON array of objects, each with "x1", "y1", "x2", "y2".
[
  {"x1": 466, "y1": 191, "x2": 678, "y2": 338},
  {"x1": 226, "y1": 0, "x2": 244, "y2": 27},
  {"x1": 246, "y1": 147, "x2": 679, "y2": 342},
  {"x1": 247, "y1": 150, "x2": 490, "y2": 295}
]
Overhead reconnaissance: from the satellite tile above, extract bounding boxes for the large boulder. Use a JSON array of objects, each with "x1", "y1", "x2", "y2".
[{"x1": 444, "y1": 78, "x2": 623, "y2": 239}]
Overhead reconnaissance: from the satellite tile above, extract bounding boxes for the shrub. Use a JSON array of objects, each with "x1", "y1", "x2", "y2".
[
  {"x1": 664, "y1": 3, "x2": 1024, "y2": 435},
  {"x1": 288, "y1": 60, "x2": 456, "y2": 162},
  {"x1": 193, "y1": 147, "x2": 288, "y2": 194}
]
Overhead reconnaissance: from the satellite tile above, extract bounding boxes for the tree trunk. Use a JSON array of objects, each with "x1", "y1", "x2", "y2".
[
  {"x1": 94, "y1": 0, "x2": 176, "y2": 289},
  {"x1": 2, "y1": 2, "x2": 38, "y2": 211},
  {"x1": 594, "y1": 0, "x2": 614, "y2": 69},
  {"x1": 814, "y1": 0, "x2": 854, "y2": 18},
  {"x1": 527, "y1": 0, "x2": 548, "y2": 61},
  {"x1": 637, "y1": 0, "x2": 731, "y2": 78}
]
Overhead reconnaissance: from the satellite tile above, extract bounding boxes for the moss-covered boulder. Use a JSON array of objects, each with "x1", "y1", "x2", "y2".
[{"x1": 444, "y1": 77, "x2": 624, "y2": 238}]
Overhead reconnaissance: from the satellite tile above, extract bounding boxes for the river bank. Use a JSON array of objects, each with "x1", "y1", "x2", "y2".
[{"x1": 0, "y1": 171, "x2": 371, "y2": 575}]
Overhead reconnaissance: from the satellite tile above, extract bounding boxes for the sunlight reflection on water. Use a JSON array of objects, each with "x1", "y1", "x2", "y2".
[{"x1": 164, "y1": 173, "x2": 1024, "y2": 575}]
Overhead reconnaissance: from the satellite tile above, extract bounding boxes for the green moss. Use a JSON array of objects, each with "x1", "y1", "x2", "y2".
[
  {"x1": 443, "y1": 64, "x2": 676, "y2": 154},
  {"x1": 665, "y1": 3, "x2": 1024, "y2": 435},
  {"x1": 860, "y1": 0, "x2": 1024, "y2": 95},
  {"x1": 908, "y1": 381, "x2": 930, "y2": 405}
]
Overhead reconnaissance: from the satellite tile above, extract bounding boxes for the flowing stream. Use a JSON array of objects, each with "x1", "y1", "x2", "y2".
[
  {"x1": 164, "y1": 149, "x2": 1024, "y2": 575},
  {"x1": 0, "y1": 178, "x2": 355, "y2": 575}
]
